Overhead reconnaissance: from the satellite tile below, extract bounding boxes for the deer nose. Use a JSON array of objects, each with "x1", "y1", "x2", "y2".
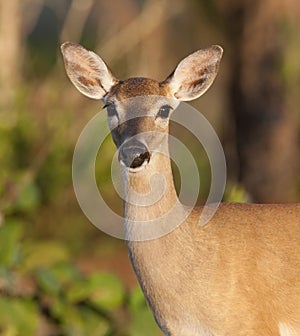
[{"x1": 119, "y1": 141, "x2": 150, "y2": 169}]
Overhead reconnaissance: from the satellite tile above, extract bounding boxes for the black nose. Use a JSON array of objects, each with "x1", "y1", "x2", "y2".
[{"x1": 119, "y1": 140, "x2": 150, "y2": 169}]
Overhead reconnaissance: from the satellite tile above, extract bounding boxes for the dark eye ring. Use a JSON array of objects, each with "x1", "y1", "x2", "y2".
[{"x1": 156, "y1": 105, "x2": 173, "y2": 119}]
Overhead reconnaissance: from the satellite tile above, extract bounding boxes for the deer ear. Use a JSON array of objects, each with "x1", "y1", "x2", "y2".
[
  {"x1": 162, "y1": 46, "x2": 223, "y2": 101},
  {"x1": 61, "y1": 42, "x2": 118, "y2": 100}
]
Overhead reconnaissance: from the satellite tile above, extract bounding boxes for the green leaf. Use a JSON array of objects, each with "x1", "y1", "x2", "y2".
[
  {"x1": 62, "y1": 305, "x2": 110, "y2": 336},
  {"x1": 87, "y1": 273, "x2": 125, "y2": 311},
  {"x1": 35, "y1": 267, "x2": 61, "y2": 295},
  {"x1": 35, "y1": 262, "x2": 82, "y2": 296},
  {"x1": 66, "y1": 278, "x2": 91, "y2": 303},
  {"x1": 224, "y1": 184, "x2": 250, "y2": 203},
  {"x1": 14, "y1": 181, "x2": 40, "y2": 212},
  {"x1": 22, "y1": 241, "x2": 69, "y2": 271},
  {"x1": 0, "y1": 266, "x2": 13, "y2": 289},
  {"x1": 51, "y1": 295, "x2": 67, "y2": 320},
  {"x1": 51, "y1": 262, "x2": 82, "y2": 287},
  {"x1": 67, "y1": 272, "x2": 125, "y2": 311},
  {"x1": 129, "y1": 286, "x2": 148, "y2": 312},
  {"x1": 0, "y1": 298, "x2": 38, "y2": 336},
  {"x1": 0, "y1": 220, "x2": 23, "y2": 267},
  {"x1": 128, "y1": 286, "x2": 162, "y2": 336}
]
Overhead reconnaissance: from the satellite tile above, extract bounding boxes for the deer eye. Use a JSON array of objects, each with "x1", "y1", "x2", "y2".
[{"x1": 156, "y1": 105, "x2": 173, "y2": 119}]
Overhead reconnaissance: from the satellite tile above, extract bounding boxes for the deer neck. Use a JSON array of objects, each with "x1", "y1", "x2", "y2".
[
  {"x1": 122, "y1": 139, "x2": 193, "y2": 321},
  {"x1": 122, "y1": 140, "x2": 186, "y2": 242}
]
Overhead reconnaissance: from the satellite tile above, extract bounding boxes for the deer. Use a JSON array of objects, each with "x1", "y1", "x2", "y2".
[{"x1": 61, "y1": 42, "x2": 300, "y2": 336}]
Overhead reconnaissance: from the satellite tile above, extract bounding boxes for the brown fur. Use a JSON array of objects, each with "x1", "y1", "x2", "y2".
[
  {"x1": 61, "y1": 42, "x2": 300, "y2": 336},
  {"x1": 124, "y1": 146, "x2": 300, "y2": 335},
  {"x1": 108, "y1": 77, "x2": 172, "y2": 101}
]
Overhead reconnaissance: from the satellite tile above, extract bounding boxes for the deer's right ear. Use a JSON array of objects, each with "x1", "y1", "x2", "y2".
[{"x1": 61, "y1": 42, "x2": 118, "y2": 100}]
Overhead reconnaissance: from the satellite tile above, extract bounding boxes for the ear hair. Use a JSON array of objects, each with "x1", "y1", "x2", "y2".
[
  {"x1": 61, "y1": 42, "x2": 118, "y2": 100},
  {"x1": 162, "y1": 45, "x2": 223, "y2": 101}
]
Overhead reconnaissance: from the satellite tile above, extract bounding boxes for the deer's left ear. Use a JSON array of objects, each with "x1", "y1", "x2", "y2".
[{"x1": 162, "y1": 45, "x2": 223, "y2": 101}]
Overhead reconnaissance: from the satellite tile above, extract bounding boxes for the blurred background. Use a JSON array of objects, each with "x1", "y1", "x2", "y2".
[{"x1": 0, "y1": 0, "x2": 299, "y2": 335}]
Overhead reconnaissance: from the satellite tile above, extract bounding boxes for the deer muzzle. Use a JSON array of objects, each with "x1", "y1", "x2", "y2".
[{"x1": 119, "y1": 140, "x2": 150, "y2": 170}]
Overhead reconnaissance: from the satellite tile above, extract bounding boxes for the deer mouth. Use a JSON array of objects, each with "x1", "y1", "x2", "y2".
[
  {"x1": 130, "y1": 151, "x2": 150, "y2": 168},
  {"x1": 119, "y1": 152, "x2": 150, "y2": 173},
  {"x1": 127, "y1": 151, "x2": 150, "y2": 173}
]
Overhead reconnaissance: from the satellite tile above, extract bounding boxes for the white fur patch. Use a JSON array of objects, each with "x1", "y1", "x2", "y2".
[{"x1": 279, "y1": 322, "x2": 300, "y2": 336}]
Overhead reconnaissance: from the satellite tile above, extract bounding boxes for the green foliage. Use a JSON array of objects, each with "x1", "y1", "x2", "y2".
[
  {"x1": 0, "y1": 219, "x2": 23, "y2": 267},
  {"x1": 0, "y1": 220, "x2": 162, "y2": 335},
  {"x1": 67, "y1": 272, "x2": 125, "y2": 311},
  {"x1": 224, "y1": 184, "x2": 250, "y2": 203},
  {"x1": 0, "y1": 298, "x2": 38, "y2": 336},
  {"x1": 14, "y1": 181, "x2": 41, "y2": 213},
  {"x1": 0, "y1": 78, "x2": 162, "y2": 335},
  {"x1": 128, "y1": 287, "x2": 160, "y2": 336}
]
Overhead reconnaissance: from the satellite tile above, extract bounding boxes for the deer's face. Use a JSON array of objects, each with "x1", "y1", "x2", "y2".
[
  {"x1": 104, "y1": 78, "x2": 179, "y2": 171},
  {"x1": 61, "y1": 43, "x2": 222, "y2": 172}
]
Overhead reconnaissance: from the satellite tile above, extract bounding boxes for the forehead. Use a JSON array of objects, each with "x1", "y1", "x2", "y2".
[{"x1": 109, "y1": 77, "x2": 170, "y2": 100}]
